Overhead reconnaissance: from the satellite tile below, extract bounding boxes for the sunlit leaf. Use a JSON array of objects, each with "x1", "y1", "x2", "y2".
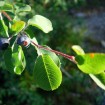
[
  {"x1": 28, "y1": 15, "x2": 53, "y2": 33},
  {"x1": 76, "y1": 53, "x2": 105, "y2": 74},
  {"x1": 33, "y1": 54, "x2": 62, "y2": 91}
]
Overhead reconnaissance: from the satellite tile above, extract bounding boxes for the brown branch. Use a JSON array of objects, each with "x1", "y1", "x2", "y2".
[{"x1": 31, "y1": 41, "x2": 77, "y2": 64}]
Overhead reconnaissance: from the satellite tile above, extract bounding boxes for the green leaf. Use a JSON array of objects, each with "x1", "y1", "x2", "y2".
[
  {"x1": 28, "y1": 15, "x2": 53, "y2": 33},
  {"x1": 0, "y1": 13, "x2": 9, "y2": 37},
  {"x1": 72, "y1": 45, "x2": 85, "y2": 55},
  {"x1": 89, "y1": 73, "x2": 105, "y2": 90},
  {"x1": 76, "y1": 53, "x2": 105, "y2": 74},
  {"x1": 33, "y1": 54, "x2": 62, "y2": 91},
  {"x1": 11, "y1": 21, "x2": 26, "y2": 35},
  {"x1": 39, "y1": 46, "x2": 61, "y2": 67},
  {"x1": 14, "y1": 3, "x2": 31, "y2": 13},
  {"x1": 0, "y1": 1, "x2": 13, "y2": 11},
  {"x1": 4, "y1": 45, "x2": 26, "y2": 75}
]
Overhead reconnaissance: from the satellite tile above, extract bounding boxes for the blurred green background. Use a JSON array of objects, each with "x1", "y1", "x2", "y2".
[{"x1": 1, "y1": 0, "x2": 105, "y2": 105}]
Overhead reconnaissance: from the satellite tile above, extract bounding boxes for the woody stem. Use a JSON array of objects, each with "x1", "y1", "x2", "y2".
[{"x1": 31, "y1": 41, "x2": 77, "y2": 64}]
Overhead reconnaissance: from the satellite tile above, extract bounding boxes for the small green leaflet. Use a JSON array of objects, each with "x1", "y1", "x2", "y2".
[
  {"x1": 33, "y1": 54, "x2": 62, "y2": 91},
  {"x1": 28, "y1": 15, "x2": 53, "y2": 33}
]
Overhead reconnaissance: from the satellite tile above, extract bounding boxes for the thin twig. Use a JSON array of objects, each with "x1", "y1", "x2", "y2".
[{"x1": 31, "y1": 41, "x2": 77, "y2": 64}]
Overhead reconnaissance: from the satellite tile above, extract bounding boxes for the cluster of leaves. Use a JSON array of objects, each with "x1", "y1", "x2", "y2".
[
  {"x1": 0, "y1": 1, "x2": 61, "y2": 91},
  {"x1": 0, "y1": 1, "x2": 105, "y2": 91}
]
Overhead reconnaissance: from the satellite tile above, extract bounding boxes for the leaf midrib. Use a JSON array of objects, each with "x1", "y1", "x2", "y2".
[{"x1": 42, "y1": 55, "x2": 52, "y2": 90}]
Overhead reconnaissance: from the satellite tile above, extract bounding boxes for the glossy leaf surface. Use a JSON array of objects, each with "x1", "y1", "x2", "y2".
[{"x1": 33, "y1": 54, "x2": 62, "y2": 91}]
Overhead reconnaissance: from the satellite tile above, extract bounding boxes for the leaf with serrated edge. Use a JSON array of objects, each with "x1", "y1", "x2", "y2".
[{"x1": 34, "y1": 54, "x2": 62, "y2": 91}]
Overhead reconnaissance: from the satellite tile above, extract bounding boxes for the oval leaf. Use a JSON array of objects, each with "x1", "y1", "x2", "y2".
[
  {"x1": 33, "y1": 54, "x2": 62, "y2": 91},
  {"x1": 28, "y1": 15, "x2": 53, "y2": 33},
  {"x1": 11, "y1": 21, "x2": 26, "y2": 35},
  {"x1": 76, "y1": 53, "x2": 105, "y2": 74},
  {"x1": 89, "y1": 73, "x2": 105, "y2": 90}
]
